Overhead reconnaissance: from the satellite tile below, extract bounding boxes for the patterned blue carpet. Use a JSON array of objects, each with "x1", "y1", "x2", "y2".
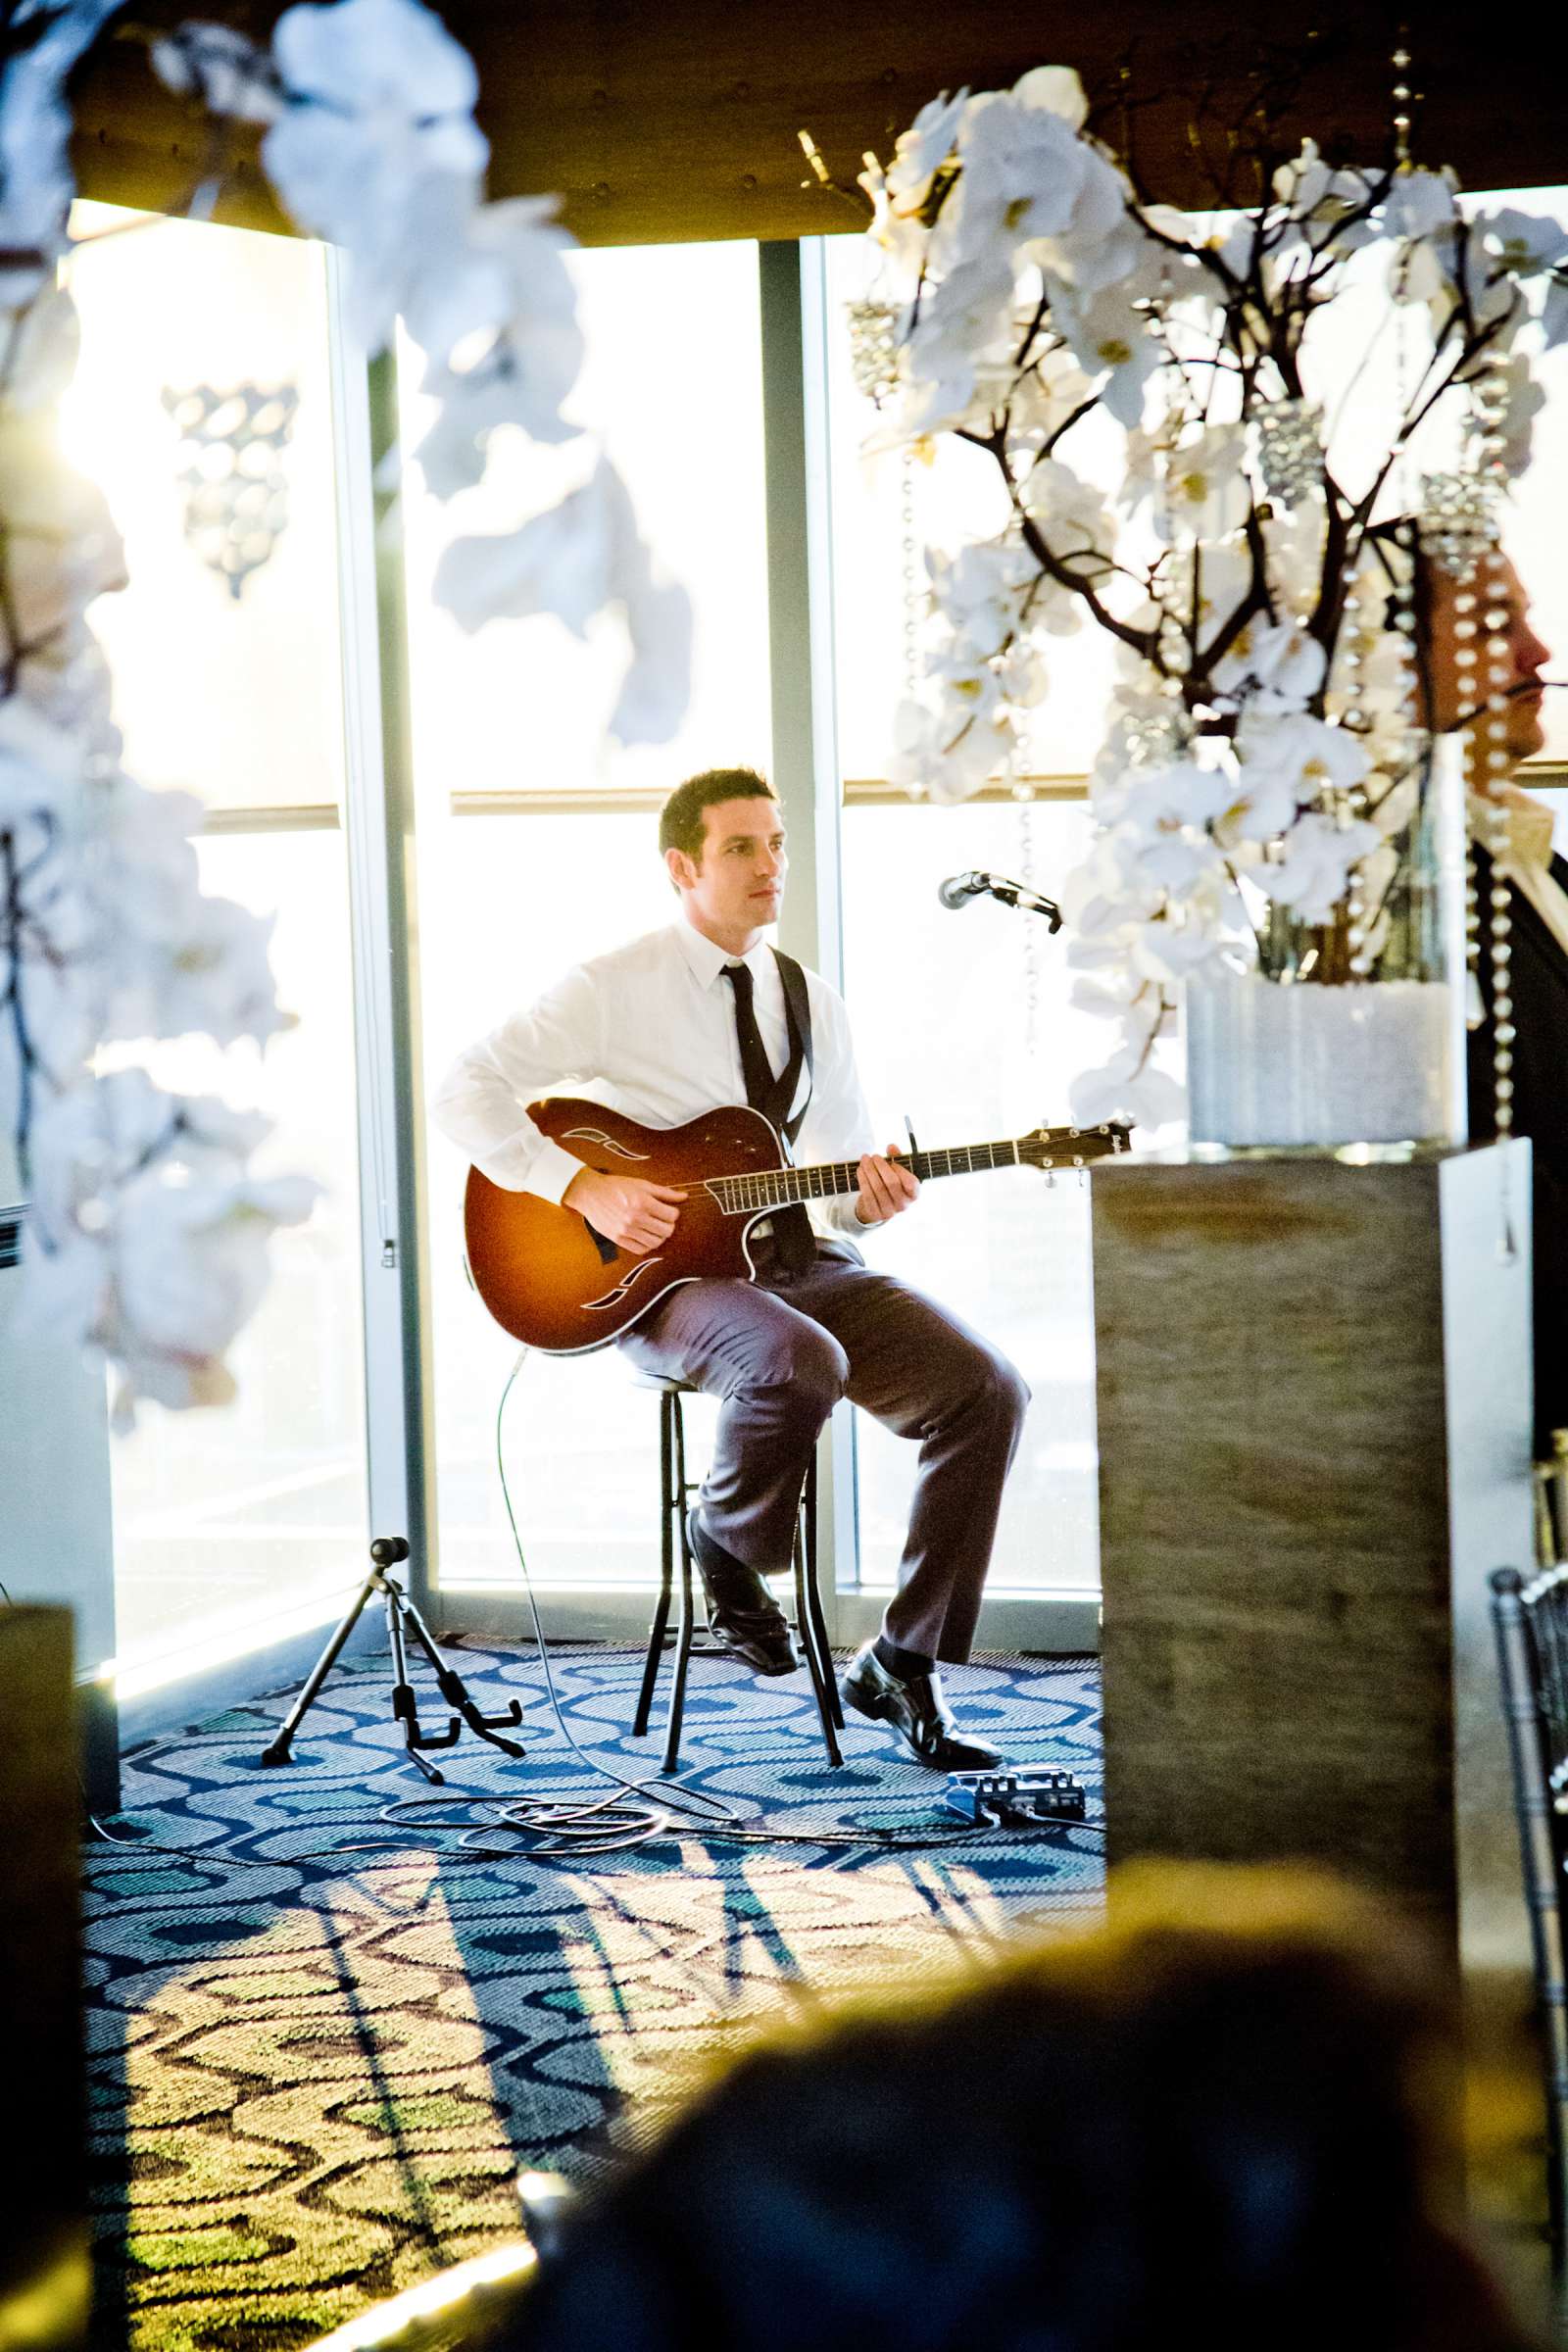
[{"x1": 83, "y1": 1639, "x2": 1102, "y2": 2350}]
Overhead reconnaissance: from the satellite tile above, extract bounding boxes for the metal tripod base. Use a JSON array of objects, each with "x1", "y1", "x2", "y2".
[{"x1": 260, "y1": 1537, "x2": 525, "y2": 1785}]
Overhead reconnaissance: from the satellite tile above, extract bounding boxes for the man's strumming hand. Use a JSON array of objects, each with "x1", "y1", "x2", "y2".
[
  {"x1": 564, "y1": 1167, "x2": 684, "y2": 1254},
  {"x1": 853, "y1": 1146, "x2": 920, "y2": 1227}
]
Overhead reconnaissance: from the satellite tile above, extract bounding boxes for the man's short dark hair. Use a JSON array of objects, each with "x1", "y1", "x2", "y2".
[{"x1": 660, "y1": 768, "x2": 777, "y2": 862}]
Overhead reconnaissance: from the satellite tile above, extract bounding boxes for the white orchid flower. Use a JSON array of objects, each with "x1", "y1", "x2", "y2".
[
  {"x1": 0, "y1": 418, "x2": 126, "y2": 675},
  {"x1": 152, "y1": 21, "x2": 277, "y2": 121},
  {"x1": 434, "y1": 456, "x2": 689, "y2": 748},
  {"x1": 1069, "y1": 967, "x2": 1144, "y2": 1015},
  {"x1": 1059, "y1": 838, "x2": 1163, "y2": 937},
  {"x1": 1478, "y1": 207, "x2": 1568, "y2": 280},
  {"x1": 413, "y1": 201, "x2": 585, "y2": 498},
  {"x1": 930, "y1": 658, "x2": 1006, "y2": 727},
  {"x1": 1112, "y1": 761, "x2": 1231, "y2": 895},
  {"x1": 995, "y1": 638, "x2": 1050, "y2": 707},
  {"x1": 263, "y1": 0, "x2": 488, "y2": 350},
  {"x1": 115, "y1": 888, "x2": 290, "y2": 1050},
  {"x1": 1542, "y1": 273, "x2": 1568, "y2": 352},
  {"x1": 1009, "y1": 65, "x2": 1090, "y2": 129},
  {"x1": 1155, "y1": 422, "x2": 1250, "y2": 547},
  {"x1": 1026, "y1": 158, "x2": 1138, "y2": 293},
  {"x1": 612, "y1": 578, "x2": 694, "y2": 750},
  {"x1": 1236, "y1": 710, "x2": 1370, "y2": 804},
  {"x1": 0, "y1": 696, "x2": 85, "y2": 827},
  {"x1": 21, "y1": 1072, "x2": 318, "y2": 1423},
  {"x1": 1219, "y1": 761, "x2": 1302, "y2": 847},
  {"x1": 928, "y1": 539, "x2": 1027, "y2": 655},
  {"x1": 5, "y1": 281, "x2": 80, "y2": 416},
  {"x1": 1022, "y1": 457, "x2": 1115, "y2": 564},
  {"x1": 1049, "y1": 279, "x2": 1159, "y2": 426},
  {"x1": 1471, "y1": 352, "x2": 1545, "y2": 477},
  {"x1": 1271, "y1": 142, "x2": 1380, "y2": 253},
  {"x1": 1253, "y1": 810, "x2": 1381, "y2": 923},
  {"x1": 1417, "y1": 220, "x2": 1525, "y2": 349},
  {"x1": 906, "y1": 254, "x2": 1016, "y2": 412},
  {"x1": 1382, "y1": 168, "x2": 1456, "y2": 242},
  {"x1": 273, "y1": 0, "x2": 479, "y2": 121},
  {"x1": 1129, "y1": 921, "x2": 1224, "y2": 986},
  {"x1": 954, "y1": 94, "x2": 1095, "y2": 255},
  {"x1": 1210, "y1": 617, "x2": 1326, "y2": 712},
  {"x1": 436, "y1": 465, "x2": 612, "y2": 638},
  {"x1": 881, "y1": 88, "x2": 968, "y2": 217},
  {"x1": 1069, "y1": 1010, "x2": 1185, "y2": 1127},
  {"x1": 1187, "y1": 540, "x2": 1253, "y2": 657},
  {"x1": 0, "y1": 0, "x2": 124, "y2": 304},
  {"x1": 911, "y1": 701, "x2": 1015, "y2": 802}
]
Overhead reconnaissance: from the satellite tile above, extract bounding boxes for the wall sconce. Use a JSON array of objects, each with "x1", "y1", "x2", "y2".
[{"x1": 161, "y1": 382, "x2": 300, "y2": 600}]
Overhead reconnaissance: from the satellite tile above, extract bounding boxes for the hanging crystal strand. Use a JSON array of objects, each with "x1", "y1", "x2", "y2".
[
  {"x1": 1459, "y1": 560, "x2": 1485, "y2": 1027},
  {"x1": 1391, "y1": 35, "x2": 1414, "y2": 166},
  {"x1": 1017, "y1": 794, "x2": 1041, "y2": 1071},
  {"x1": 1341, "y1": 564, "x2": 1374, "y2": 976},
  {"x1": 1481, "y1": 537, "x2": 1515, "y2": 1141},
  {"x1": 847, "y1": 295, "x2": 924, "y2": 801},
  {"x1": 900, "y1": 451, "x2": 923, "y2": 800}
]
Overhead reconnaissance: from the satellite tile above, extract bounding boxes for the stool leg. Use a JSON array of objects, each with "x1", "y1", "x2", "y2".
[
  {"x1": 801, "y1": 1453, "x2": 844, "y2": 1731},
  {"x1": 662, "y1": 1392, "x2": 696, "y2": 1775},
  {"x1": 793, "y1": 1507, "x2": 843, "y2": 1769},
  {"x1": 633, "y1": 1392, "x2": 676, "y2": 1740}
]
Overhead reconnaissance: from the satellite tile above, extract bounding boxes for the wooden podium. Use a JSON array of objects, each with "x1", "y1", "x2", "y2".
[
  {"x1": 1091, "y1": 1141, "x2": 1544, "y2": 2278},
  {"x1": 1091, "y1": 1141, "x2": 1536, "y2": 1954}
]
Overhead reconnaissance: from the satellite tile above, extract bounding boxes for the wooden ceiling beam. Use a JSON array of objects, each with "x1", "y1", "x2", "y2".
[{"x1": 69, "y1": 2, "x2": 1568, "y2": 248}]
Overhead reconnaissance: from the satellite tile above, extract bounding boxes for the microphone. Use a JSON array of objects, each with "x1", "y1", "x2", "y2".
[{"x1": 937, "y1": 870, "x2": 1063, "y2": 931}]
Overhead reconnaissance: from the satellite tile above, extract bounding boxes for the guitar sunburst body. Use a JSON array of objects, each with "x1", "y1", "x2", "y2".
[
  {"x1": 466, "y1": 1100, "x2": 787, "y2": 1354},
  {"x1": 465, "y1": 1096, "x2": 1131, "y2": 1354}
]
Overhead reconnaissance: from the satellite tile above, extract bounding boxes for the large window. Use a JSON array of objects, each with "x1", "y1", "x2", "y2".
[
  {"x1": 401, "y1": 241, "x2": 771, "y2": 1587},
  {"x1": 50, "y1": 189, "x2": 1568, "y2": 1669},
  {"x1": 64, "y1": 205, "x2": 369, "y2": 1677},
  {"x1": 822, "y1": 237, "x2": 1118, "y2": 1593}
]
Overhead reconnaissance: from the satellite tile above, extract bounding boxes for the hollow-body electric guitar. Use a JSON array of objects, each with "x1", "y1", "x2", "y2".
[{"x1": 465, "y1": 1097, "x2": 1132, "y2": 1355}]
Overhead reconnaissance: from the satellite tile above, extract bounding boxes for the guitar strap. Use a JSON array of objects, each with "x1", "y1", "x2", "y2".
[
  {"x1": 762, "y1": 951, "x2": 816, "y2": 1274},
  {"x1": 770, "y1": 949, "x2": 814, "y2": 1150}
]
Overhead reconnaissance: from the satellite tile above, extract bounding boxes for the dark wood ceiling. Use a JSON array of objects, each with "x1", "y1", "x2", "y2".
[{"x1": 71, "y1": 2, "x2": 1568, "y2": 247}]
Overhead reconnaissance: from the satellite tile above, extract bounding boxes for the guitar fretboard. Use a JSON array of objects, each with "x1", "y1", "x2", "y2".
[{"x1": 710, "y1": 1140, "x2": 1022, "y2": 1217}]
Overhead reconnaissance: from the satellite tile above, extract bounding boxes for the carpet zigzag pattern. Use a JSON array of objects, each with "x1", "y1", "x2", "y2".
[{"x1": 83, "y1": 1640, "x2": 1102, "y2": 2350}]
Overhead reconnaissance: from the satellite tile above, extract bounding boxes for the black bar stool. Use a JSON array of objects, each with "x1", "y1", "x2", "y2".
[{"x1": 629, "y1": 1374, "x2": 844, "y2": 1773}]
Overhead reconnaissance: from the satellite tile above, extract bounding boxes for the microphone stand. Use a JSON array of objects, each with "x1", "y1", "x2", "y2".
[{"x1": 938, "y1": 870, "x2": 1063, "y2": 930}]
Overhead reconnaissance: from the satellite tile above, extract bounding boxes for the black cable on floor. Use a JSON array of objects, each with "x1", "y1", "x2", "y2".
[{"x1": 73, "y1": 1361, "x2": 1101, "y2": 1869}]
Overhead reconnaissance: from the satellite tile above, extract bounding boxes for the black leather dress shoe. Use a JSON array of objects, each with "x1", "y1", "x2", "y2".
[
  {"x1": 687, "y1": 1510, "x2": 798, "y2": 1678},
  {"x1": 841, "y1": 1643, "x2": 1003, "y2": 1771}
]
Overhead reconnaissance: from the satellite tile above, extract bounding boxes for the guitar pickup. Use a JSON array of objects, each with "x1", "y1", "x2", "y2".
[{"x1": 944, "y1": 1768, "x2": 1088, "y2": 1826}]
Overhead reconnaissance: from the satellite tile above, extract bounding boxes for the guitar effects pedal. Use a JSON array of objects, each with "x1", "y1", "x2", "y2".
[{"x1": 944, "y1": 1768, "x2": 1089, "y2": 1827}]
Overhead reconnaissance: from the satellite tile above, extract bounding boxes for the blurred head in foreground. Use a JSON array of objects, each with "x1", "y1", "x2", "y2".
[{"x1": 475, "y1": 1864, "x2": 1533, "y2": 2352}]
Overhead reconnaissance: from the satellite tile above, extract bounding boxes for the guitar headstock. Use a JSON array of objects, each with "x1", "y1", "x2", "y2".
[{"x1": 1017, "y1": 1120, "x2": 1134, "y2": 1172}]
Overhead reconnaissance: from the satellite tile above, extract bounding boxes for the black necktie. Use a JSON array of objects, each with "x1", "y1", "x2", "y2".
[{"x1": 723, "y1": 962, "x2": 814, "y2": 1272}]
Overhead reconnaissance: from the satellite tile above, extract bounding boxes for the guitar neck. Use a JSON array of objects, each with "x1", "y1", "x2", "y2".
[{"x1": 710, "y1": 1139, "x2": 1023, "y2": 1216}]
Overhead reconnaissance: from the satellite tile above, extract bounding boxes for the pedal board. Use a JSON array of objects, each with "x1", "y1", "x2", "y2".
[{"x1": 944, "y1": 1767, "x2": 1088, "y2": 1827}]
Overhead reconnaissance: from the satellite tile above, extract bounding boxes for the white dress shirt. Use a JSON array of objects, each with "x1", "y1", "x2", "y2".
[{"x1": 431, "y1": 913, "x2": 880, "y2": 1236}]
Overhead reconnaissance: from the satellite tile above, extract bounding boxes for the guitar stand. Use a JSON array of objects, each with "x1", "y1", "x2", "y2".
[{"x1": 260, "y1": 1538, "x2": 526, "y2": 1785}]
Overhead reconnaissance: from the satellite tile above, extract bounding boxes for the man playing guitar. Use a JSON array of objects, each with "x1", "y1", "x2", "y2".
[{"x1": 433, "y1": 766, "x2": 1030, "y2": 1771}]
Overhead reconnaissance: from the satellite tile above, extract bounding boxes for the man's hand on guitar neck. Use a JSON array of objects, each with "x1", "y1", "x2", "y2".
[
  {"x1": 563, "y1": 1167, "x2": 684, "y2": 1254},
  {"x1": 854, "y1": 1147, "x2": 920, "y2": 1227}
]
